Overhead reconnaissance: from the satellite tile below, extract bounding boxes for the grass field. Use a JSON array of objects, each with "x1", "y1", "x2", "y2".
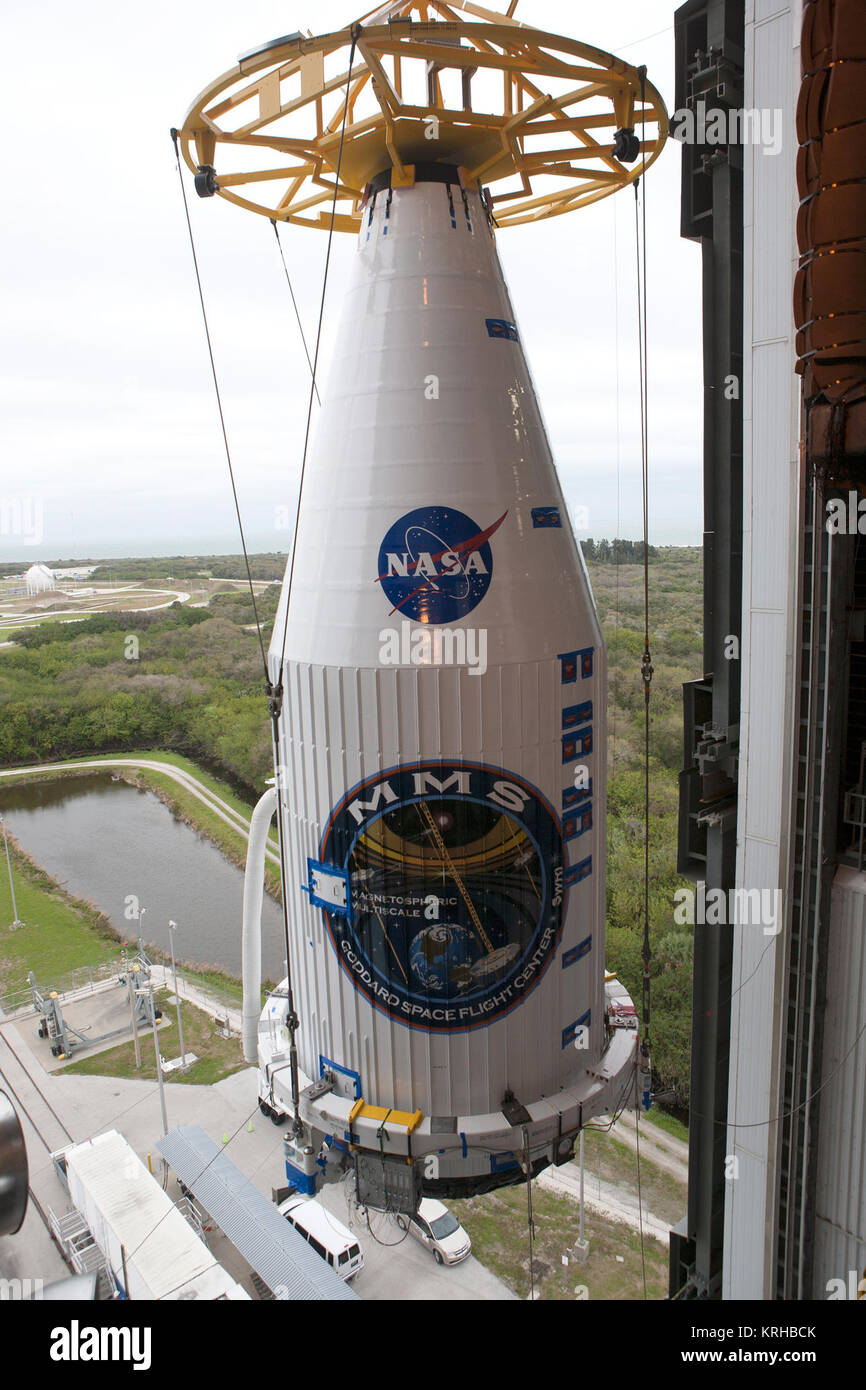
[
  {"x1": 581, "y1": 1125, "x2": 685, "y2": 1227},
  {"x1": 450, "y1": 1180, "x2": 668, "y2": 1301},
  {"x1": 0, "y1": 835, "x2": 120, "y2": 996},
  {"x1": 0, "y1": 827, "x2": 269, "y2": 1007},
  {"x1": 644, "y1": 1106, "x2": 689, "y2": 1143}
]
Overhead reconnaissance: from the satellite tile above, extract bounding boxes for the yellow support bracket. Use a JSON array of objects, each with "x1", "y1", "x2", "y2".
[
  {"x1": 390, "y1": 163, "x2": 416, "y2": 188},
  {"x1": 348, "y1": 1098, "x2": 423, "y2": 1135}
]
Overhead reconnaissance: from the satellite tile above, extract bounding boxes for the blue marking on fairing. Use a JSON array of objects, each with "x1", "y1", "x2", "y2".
[
  {"x1": 563, "y1": 701, "x2": 592, "y2": 727},
  {"x1": 531, "y1": 506, "x2": 561, "y2": 528},
  {"x1": 563, "y1": 779, "x2": 593, "y2": 808},
  {"x1": 562, "y1": 1009, "x2": 591, "y2": 1049},
  {"x1": 561, "y1": 727, "x2": 593, "y2": 762},
  {"x1": 486, "y1": 317, "x2": 519, "y2": 341},
  {"x1": 562, "y1": 936, "x2": 592, "y2": 968},
  {"x1": 557, "y1": 647, "x2": 594, "y2": 681},
  {"x1": 563, "y1": 803, "x2": 593, "y2": 841},
  {"x1": 564, "y1": 856, "x2": 592, "y2": 887},
  {"x1": 319, "y1": 1055, "x2": 362, "y2": 1100}
]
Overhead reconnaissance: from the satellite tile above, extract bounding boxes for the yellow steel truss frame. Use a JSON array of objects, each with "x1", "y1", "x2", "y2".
[{"x1": 178, "y1": 1, "x2": 668, "y2": 230}]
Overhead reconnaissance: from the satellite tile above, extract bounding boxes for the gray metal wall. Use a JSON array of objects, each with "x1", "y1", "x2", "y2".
[{"x1": 723, "y1": 0, "x2": 802, "y2": 1300}]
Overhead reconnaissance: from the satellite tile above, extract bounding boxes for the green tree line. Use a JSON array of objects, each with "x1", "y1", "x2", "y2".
[
  {"x1": 0, "y1": 548, "x2": 704, "y2": 1108},
  {"x1": 0, "y1": 594, "x2": 278, "y2": 791},
  {"x1": 581, "y1": 538, "x2": 659, "y2": 563}
]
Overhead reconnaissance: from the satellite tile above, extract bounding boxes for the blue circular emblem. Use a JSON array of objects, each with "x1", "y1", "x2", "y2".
[
  {"x1": 316, "y1": 760, "x2": 565, "y2": 1033},
  {"x1": 377, "y1": 506, "x2": 506, "y2": 624}
]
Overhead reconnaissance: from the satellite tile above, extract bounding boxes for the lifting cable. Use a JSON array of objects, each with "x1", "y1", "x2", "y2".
[
  {"x1": 274, "y1": 24, "x2": 361, "y2": 684},
  {"x1": 168, "y1": 24, "x2": 362, "y2": 1141},
  {"x1": 633, "y1": 64, "x2": 652, "y2": 1302},
  {"x1": 270, "y1": 220, "x2": 322, "y2": 408},
  {"x1": 612, "y1": 187, "x2": 623, "y2": 773},
  {"x1": 265, "y1": 24, "x2": 361, "y2": 1137},
  {"x1": 169, "y1": 127, "x2": 270, "y2": 686},
  {"x1": 523, "y1": 1125, "x2": 536, "y2": 1301},
  {"x1": 169, "y1": 124, "x2": 302, "y2": 1132}
]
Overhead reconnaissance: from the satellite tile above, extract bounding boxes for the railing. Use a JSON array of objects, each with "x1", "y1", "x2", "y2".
[
  {"x1": 171, "y1": 967, "x2": 241, "y2": 1023},
  {"x1": 176, "y1": 1195, "x2": 210, "y2": 1246},
  {"x1": 0, "y1": 956, "x2": 248, "y2": 1023},
  {"x1": 48, "y1": 1207, "x2": 115, "y2": 1297},
  {"x1": 0, "y1": 958, "x2": 127, "y2": 1016}
]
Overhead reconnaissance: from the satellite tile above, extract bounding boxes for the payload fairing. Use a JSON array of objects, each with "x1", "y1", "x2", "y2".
[{"x1": 178, "y1": 4, "x2": 667, "y2": 1197}]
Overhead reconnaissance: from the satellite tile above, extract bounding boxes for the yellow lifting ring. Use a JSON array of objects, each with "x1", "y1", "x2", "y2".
[{"x1": 177, "y1": 1, "x2": 668, "y2": 232}]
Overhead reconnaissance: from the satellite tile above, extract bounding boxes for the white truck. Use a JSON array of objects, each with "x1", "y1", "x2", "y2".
[{"x1": 61, "y1": 1130, "x2": 248, "y2": 1301}]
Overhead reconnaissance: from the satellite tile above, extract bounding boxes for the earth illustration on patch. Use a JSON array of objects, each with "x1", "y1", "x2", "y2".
[
  {"x1": 410, "y1": 923, "x2": 476, "y2": 992},
  {"x1": 409, "y1": 923, "x2": 520, "y2": 992}
]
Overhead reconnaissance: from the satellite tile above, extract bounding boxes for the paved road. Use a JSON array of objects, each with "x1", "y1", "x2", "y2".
[
  {"x1": 0, "y1": 758, "x2": 280, "y2": 868},
  {"x1": 537, "y1": 1162, "x2": 672, "y2": 1245},
  {"x1": 0, "y1": 588, "x2": 192, "y2": 631},
  {"x1": 609, "y1": 1110, "x2": 689, "y2": 1183}
]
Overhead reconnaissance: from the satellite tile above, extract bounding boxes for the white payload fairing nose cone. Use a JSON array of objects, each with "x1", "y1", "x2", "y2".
[
  {"x1": 178, "y1": 10, "x2": 667, "y2": 1193},
  {"x1": 270, "y1": 166, "x2": 611, "y2": 1183}
]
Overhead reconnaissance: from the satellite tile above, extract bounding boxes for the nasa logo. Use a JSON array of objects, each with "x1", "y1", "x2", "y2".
[
  {"x1": 316, "y1": 761, "x2": 565, "y2": 1033},
  {"x1": 376, "y1": 506, "x2": 507, "y2": 623}
]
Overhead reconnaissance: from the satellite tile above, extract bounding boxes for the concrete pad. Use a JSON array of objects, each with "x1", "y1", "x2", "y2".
[
  {"x1": 312, "y1": 1181, "x2": 517, "y2": 1300},
  {"x1": 24, "y1": 983, "x2": 172, "y2": 1073},
  {"x1": 161, "y1": 1053, "x2": 198, "y2": 1073}
]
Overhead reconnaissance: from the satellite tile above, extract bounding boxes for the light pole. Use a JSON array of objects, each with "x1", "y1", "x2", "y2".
[
  {"x1": 144, "y1": 978, "x2": 168, "y2": 1138},
  {"x1": 578, "y1": 1128, "x2": 586, "y2": 1251},
  {"x1": 168, "y1": 920, "x2": 186, "y2": 1069},
  {"x1": 129, "y1": 962, "x2": 142, "y2": 1070},
  {"x1": 1, "y1": 815, "x2": 22, "y2": 927}
]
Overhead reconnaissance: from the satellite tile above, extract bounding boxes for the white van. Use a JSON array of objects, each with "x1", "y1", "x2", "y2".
[{"x1": 278, "y1": 1196, "x2": 364, "y2": 1281}]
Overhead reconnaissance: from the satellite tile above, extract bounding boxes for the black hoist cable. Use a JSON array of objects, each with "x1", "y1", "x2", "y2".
[
  {"x1": 632, "y1": 64, "x2": 652, "y2": 1303},
  {"x1": 169, "y1": 127, "x2": 270, "y2": 686},
  {"x1": 633, "y1": 66, "x2": 653, "y2": 1064},
  {"x1": 267, "y1": 24, "x2": 361, "y2": 1134},
  {"x1": 270, "y1": 219, "x2": 322, "y2": 408},
  {"x1": 274, "y1": 23, "x2": 361, "y2": 688},
  {"x1": 168, "y1": 23, "x2": 360, "y2": 1139}
]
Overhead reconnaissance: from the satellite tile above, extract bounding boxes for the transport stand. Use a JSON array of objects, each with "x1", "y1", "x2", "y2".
[{"x1": 29, "y1": 949, "x2": 158, "y2": 1061}]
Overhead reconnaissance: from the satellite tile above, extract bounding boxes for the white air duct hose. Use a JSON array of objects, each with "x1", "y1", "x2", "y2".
[{"x1": 242, "y1": 785, "x2": 277, "y2": 1063}]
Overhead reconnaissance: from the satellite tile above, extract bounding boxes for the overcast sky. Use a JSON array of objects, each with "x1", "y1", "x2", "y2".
[{"x1": 0, "y1": 1, "x2": 703, "y2": 562}]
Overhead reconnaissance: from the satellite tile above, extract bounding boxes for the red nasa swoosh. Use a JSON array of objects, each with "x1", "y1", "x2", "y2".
[{"x1": 375, "y1": 510, "x2": 509, "y2": 616}]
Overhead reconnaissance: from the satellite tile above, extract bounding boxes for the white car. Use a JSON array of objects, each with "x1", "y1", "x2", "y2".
[{"x1": 396, "y1": 1198, "x2": 471, "y2": 1265}]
